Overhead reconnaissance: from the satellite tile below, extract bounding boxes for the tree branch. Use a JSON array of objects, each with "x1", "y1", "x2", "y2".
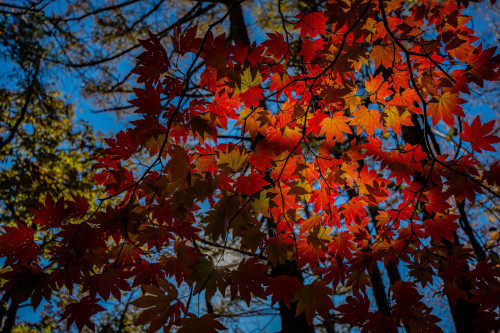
[{"x1": 0, "y1": 59, "x2": 41, "y2": 154}]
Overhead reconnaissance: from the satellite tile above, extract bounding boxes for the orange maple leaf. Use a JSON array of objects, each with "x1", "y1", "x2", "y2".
[
  {"x1": 320, "y1": 112, "x2": 352, "y2": 142},
  {"x1": 350, "y1": 106, "x2": 382, "y2": 135},
  {"x1": 428, "y1": 92, "x2": 466, "y2": 127},
  {"x1": 382, "y1": 105, "x2": 413, "y2": 135},
  {"x1": 371, "y1": 44, "x2": 395, "y2": 69}
]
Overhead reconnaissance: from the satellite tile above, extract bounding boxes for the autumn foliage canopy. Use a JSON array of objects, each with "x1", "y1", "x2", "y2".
[{"x1": 1, "y1": 0, "x2": 500, "y2": 331}]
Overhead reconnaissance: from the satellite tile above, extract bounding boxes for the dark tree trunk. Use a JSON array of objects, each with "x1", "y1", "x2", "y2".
[
  {"x1": 367, "y1": 206, "x2": 410, "y2": 333},
  {"x1": 457, "y1": 200, "x2": 486, "y2": 261},
  {"x1": 225, "y1": 0, "x2": 250, "y2": 46},
  {"x1": 0, "y1": 292, "x2": 11, "y2": 331},
  {"x1": 346, "y1": 190, "x2": 391, "y2": 318},
  {"x1": 0, "y1": 300, "x2": 18, "y2": 333},
  {"x1": 402, "y1": 115, "x2": 480, "y2": 333},
  {"x1": 368, "y1": 263, "x2": 391, "y2": 317},
  {"x1": 224, "y1": 3, "x2": 315, "y2": 331},
  {"x1": 271, "y1": 260, "x2": 315, "y2": 333}
]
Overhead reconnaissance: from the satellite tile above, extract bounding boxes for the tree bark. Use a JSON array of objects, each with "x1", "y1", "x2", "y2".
[
  {"x1": 224, "y1": 3, "x2": 315, "y2": 331},
  {"x1": 457, "y1": 200, "x2": 486, "y2": 261},
  {"x1": 402, "y1": 115, "x2": 480, "y2": 333},
  {"x1": 0, "y1": 292, "x2": 10, "y2": 329},
  {"x1": 225, "y1": 0, "x2": 250, "y2": 46},
  {"x1": 271, "y1": 260, "x2": 315, "y2": 333},
  {"x1": 346, "y1": 190, "x2": 391, "y2": 318},
  {"x1": 0, "y1": 59, "x2": 40, "y2": 155},
  {"x1": 0, "y1": 300, "x2": 18, "y2": 333},
  {"x1": 367, "y1": 206, "x2": 410, "y2": 333}
]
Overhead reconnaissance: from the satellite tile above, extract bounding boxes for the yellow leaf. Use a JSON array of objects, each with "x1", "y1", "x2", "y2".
[
  {"x1": 217, "y1": 144, "x2": 248, "y2": 172},
  {"x1": 343, "y1": 86, "x2": 361, "y2": 113},
  {"x1": 382, "y1": 105, "x2": 413, "y2": 136},
  {"x1": 235, "y1": 107, "x2": 271, "y2": 138},
  {"x1": 235, "y1": 67, "x2": 262, "y2": 94}
]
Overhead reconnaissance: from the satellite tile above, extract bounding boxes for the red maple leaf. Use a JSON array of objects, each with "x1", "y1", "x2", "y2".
[
  {"x1": 337, "y1": 293, "x2": 371, "y2": 327},
  {"x1": 235, "y1": 172, "x2": 269, "y2": 195},
  {"x1": 85, "y1": 267, "x2": 131, "y2": 301},
  {"x1": 62, "y1": 296, "x2": 105, "y2": 331},
  {"x1": 132, "y1": 31, "x2": 169, "y2": 84},
  {"x1": 465, "y1": 45, "x2": 500, "y2": 87},
  {"x1": 327, "y1": 231, "x2": 356, "y2": 259},
  {"x1": 424, "y1": 213, "x2": 460, "y2": 243},
  {"x1": 482, "y1": 161, "x2": 500, "y2": 187},
  {"x1": 294, "y1": 12, "x2": 327, "y2": 38},
  {"x1": 178, "y1": 314, "x2": 227, "y2": 333},
  {"x1": 266, "y1": 275, "x2": 301, "y2": 308},
  {"x1": 293, "y1": 281, "x2": 334, "y2": 324},
  {"x1": 0, "y1": 264, "x2": 54, "y2": 310},
  {"x1": 31, "y1": 194, "x2": 69, "y2": 228},
  {"x1": 459, "y1": 116, "x2": 500, "y2": 153},
  {"x1": 262, "y1": 32, "x2": 289, "y2": 61},
  {"x1": 390, "y1": 280, "x2": 423, "y2": 324},
  {"x1": 171, "y1": 25, "x2": 202, "y2": 56},
  {"x1": 230, "y1": 258, "x2": 269, "y2": 306},
  {"x1": 0, "y1": 222, "x2": 40, "y2": 265}
]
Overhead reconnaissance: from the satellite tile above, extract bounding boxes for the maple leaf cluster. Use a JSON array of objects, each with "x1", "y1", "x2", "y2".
[{"x1": 1, "y1": 0, "x2": 500, "y2": 332}]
